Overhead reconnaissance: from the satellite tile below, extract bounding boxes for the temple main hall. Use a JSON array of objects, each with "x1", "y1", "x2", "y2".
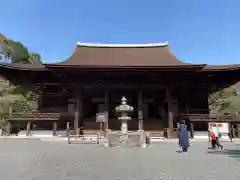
[{"x1": 1, "y1": 42, "x2": 240, "y2": 136}]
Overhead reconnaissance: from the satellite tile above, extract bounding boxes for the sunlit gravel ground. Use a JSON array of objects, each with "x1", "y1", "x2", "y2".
[{"x1": 0, "y1": 139, "x2": 240, "y2": 180}]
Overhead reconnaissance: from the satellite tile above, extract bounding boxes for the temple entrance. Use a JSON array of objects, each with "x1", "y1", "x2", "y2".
[
  {"x1": 108, "y1": 89, "x2": 138, "y2": 130},
  {"x1": 79, "y1": 87, "x2": 173, "y2": 131},
  {"x1": 142, "y1": 89, "x2": 166, "y2": 130},
  {"x1": 82, "y1": 88, "x2": 105, "y2": 130}
]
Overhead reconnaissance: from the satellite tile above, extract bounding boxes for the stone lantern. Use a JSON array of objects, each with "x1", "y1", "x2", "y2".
[
  {"x1": 105, "y1": 96, "x2": 145, "y2": 148},
  {"x1": 115, "y1": 96, "x2": 133, "y2": 134}
]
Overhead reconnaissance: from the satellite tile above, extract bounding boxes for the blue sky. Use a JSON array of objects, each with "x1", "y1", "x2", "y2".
[{"x1": 1, "y1": 0, "x2": 240, "y2": 65}]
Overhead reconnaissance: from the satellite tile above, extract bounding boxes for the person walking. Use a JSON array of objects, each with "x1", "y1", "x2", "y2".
[
  {"x1": 210, "y1": 123, "x2": 223, "y2": 150},
  {"x1": 211, "y1": 131, "x2": 217, "y2": 149},
  {"x1": 179, "y1": 120, "x2": 190, "y2": 154}
]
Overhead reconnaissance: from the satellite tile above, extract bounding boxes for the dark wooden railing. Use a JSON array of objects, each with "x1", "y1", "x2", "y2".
[
  {"x1": 6, "y1": 112, "x2": 240, "y2": 122},
  {"x1": 179, "y1": 114, "x2": 239, "y2": 122},
  {"x1": 2, "y1": 112, "x2": 240, "y2": 138},
  {"x1": 7, "y1": 112, "x2": 73, "y2": 121}
]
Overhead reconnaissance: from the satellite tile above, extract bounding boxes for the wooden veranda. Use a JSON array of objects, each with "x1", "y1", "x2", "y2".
[{"x1": 2, "y1": 112, "x2": 240, "y2": 138}]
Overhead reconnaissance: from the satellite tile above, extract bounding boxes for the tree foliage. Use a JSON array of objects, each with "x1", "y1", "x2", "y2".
[
  {"x1": 0, "y1": 34, "x2": 6, "y2": 41},
  {"x1": 0, "y1": 78, "x2": 38, "y2": 121},
  {"x1": 0, "y1": 34, "x2": 42, "y2": 123},
  {"x1": 1, "y1": 39, "x2": 30, "y2": 63},
  {"x1": 209, "y1": 85, "x2": 240, "y2": 116},
  {"x1": 28, "y1": 52, "x2": 42, "y2": 64},
  {"x1": 0, "y1": 36, "x2": 42, "y2": 64}
]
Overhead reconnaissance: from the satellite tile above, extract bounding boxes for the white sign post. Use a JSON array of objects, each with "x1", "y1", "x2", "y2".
[{"x1": 96, "y1": 112, "x2": 108, "y2": 142}]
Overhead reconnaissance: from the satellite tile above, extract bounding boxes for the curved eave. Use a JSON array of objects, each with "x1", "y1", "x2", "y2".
[
  {"x1": 45, "y1": 64, "x2": 206, "y2": 71},
  {"x1": 3, "y1": 63, "x2": 240, "y2": 72},
  {"x1": 203, "y1": 65, "x2": 240, "y2": 71},
  {"x1": 0, "y1": 63, "x2": 46, "y2": 71}
]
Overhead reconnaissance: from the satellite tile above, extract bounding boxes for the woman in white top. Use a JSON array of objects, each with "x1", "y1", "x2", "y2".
[{"x1": 210, "y1": 123, "x2": 223, "y2": 150}]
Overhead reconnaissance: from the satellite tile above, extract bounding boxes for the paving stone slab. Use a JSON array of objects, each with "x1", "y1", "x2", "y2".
[{"x1": 0, "y1": 139, "x2": 239, "y2": 180}]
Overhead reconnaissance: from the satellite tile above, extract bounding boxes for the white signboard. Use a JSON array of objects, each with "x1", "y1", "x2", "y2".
[
  {"x1": 96, "y1": 112, "x2": 108, "y2": 123},
  {"x1": 208, "y1": 122, "x2": 229, "y2": 134}
]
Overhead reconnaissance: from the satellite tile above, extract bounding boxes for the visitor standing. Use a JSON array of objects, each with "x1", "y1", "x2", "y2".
[{"x1": 179, "y1": 120, "x2": 190, "y2": 154}]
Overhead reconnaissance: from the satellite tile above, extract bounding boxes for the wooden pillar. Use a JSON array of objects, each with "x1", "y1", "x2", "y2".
[
  {"x1": 6, "y1": 107, "x2": 12, "y2": 136},
  {"x1": 74, "y1": 97, "x2": 79, "y2": 133},
  {"x1": 138, "y1": 90, "x2": 143, "y2": 130},
  {"x1": 66, "y1": 121, "x2": 70, "y2": 137},
  {"x1": 231, "y1": 124, "x2": 236, "y2": 138},
  {"x1": 190, "y1": 122, "x2": 194, "y2": 138},
  {"x1": 165, "y1": 88, "x2": 174, "y2": 130},
  {"x1": 79, "y1": 91, "x2": 83, "y2": 132},
  {"x1": 53, "y1": 122, "x2": 57, "y2": 136},
  {"x1": 26, "y1": 121, "x2": 31, "y2": 136},
  {"x1": 104, "y1": 90, "x2": 109, "y2": 131},
  {"x1": 74, "y1": 90, "x2": 82, "y2": 135},
  {"x1": 186, "y1": 102, "x2": 191, "y2": 127},
  {"x1": 37, "y1": 94, "x2": 42, "y2": 109},
  {"x1": 237, "y1": 124, "x2": 240, "y2": 138},
  {"x1": 6, "y1": 121, "x2": 11, "y2": 136}
]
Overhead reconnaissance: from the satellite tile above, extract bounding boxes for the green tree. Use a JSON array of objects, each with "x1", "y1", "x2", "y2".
[
  {"x1": 1, "y1": 39, "x2": 30, "y2": 63},
  {"x1": 209, "y1": 85, "x2": 240, "y2": 116},
  {"x1": 28, "y1": 52, "x2": 42, "y2": 64},
  {"x1": 10, "y1": 85, "x2": 38, "y2": 113},
  {"x1": 0, "y1": 78, "x2": 38, "y2": 124},
  {"x1": 0, "y1": 34, "x2": 6, "y2": 41},
  {"x1": 1, "y1": 35, "x2": 43, "y2": 64},
  {"x1": 0, "y1": 34, "x2": 7, "y2": 61},
  {"x1": 0, "y1": 35, "x2": 40, "y2": 124},
  {"x1": 0, "y1": 78, "x2": 22, "y2": 119}
]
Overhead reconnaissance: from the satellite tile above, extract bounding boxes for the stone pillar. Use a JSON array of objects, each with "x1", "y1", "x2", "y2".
[
  {"x1": 104, "y1": 90, "x2": 109, "y2": 131},
  {"x1": 53, "y1": 122, "x2": 57, "y2": 136},
  {"x1": 138, "y1": 91, "x2": 143, "y2": 130},
  {"x1": 26, "y1": 121, "x2": 31, "y2": 136}
]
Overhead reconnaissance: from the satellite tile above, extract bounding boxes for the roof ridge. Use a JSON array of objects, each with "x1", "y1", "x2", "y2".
[{"x1": 76, "y1": 41, "x2": 168, "y2": 48}]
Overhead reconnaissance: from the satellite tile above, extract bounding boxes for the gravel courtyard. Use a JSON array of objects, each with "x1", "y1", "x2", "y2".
[{"x1": 0, "y1": 139, "x2": 240, "y2": 180}]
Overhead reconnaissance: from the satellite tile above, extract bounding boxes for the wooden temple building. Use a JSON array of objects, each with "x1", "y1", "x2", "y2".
[{"x1": 0, "y1": 42, "x2": 240, "y2": 136}]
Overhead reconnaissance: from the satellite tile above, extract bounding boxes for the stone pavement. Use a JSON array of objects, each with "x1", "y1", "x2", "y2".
[{"x1": 0, "y1": 139, "x2": 239, "y2": 180}]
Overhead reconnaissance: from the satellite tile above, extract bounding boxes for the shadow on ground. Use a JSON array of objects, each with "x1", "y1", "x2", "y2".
[{"x1": 207, "y1": 145, "x2": 240, "y2": 161}]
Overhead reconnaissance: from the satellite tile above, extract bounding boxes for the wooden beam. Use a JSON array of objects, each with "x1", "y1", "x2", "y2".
[
  {"x1": 28, "y1": 81, "x2": 224, "y2": 91},
  {"x1": 8, "y1": 118, "x2": 60, "y2": 121}
]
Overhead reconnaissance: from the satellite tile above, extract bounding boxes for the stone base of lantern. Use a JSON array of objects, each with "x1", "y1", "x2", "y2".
[{"x1": 106, "y1": 130, "x2": 145, "y2": 148}]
